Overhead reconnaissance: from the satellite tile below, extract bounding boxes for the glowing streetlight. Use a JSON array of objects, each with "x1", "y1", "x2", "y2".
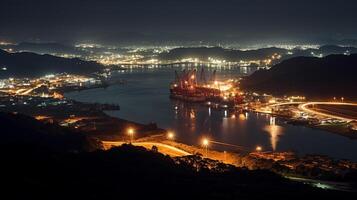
[
  {"x1": 256, "y1": 146, "x2": 262, "y2": 152},
  {"x1": 341, "y1": 97, "x2": 344, "y2": 102},
  {"x1": 127, "y1": 128, "x2": 135, "y2": 143},
  {"x1": 202, "y1": 138, "x2": 209, "y2": 157},
  {"x1": 167, "y1": 131, "x2": 175, "y2": 140}
]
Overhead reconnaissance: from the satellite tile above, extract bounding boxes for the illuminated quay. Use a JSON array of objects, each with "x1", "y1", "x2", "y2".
[{"x1": 170, "y1": 68, "x2": 243, "y2": 108}]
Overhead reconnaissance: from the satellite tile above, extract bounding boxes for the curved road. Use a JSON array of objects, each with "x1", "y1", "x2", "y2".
[
  {"x1": 298, "y1": 102, "x2": 357, "y2": 121},
  {"x1": 102, "y1": 141, "x2": 191, "y2": 157}
]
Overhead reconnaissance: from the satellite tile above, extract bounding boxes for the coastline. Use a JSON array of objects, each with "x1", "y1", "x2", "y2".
[
  {"x1": 250, "y1": 110, "x2": 357, "y2": 140},
  {"x1": 40, "y1": 82, "x2": 357, "y2": 191}
]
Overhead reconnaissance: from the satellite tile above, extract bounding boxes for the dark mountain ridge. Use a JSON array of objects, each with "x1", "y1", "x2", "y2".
[
  {"x1": 240, "y1": 54, "x2": 357, "y2": 100},
  {"x1": 0, "y1": 49, "x2": 103, "y2": 78},
  {"x1": 159, "y1": 46, "x2": 288, "y2": 61},
  {"x1": 159, "y1": 45, "x2": 357, "y2": 62}
]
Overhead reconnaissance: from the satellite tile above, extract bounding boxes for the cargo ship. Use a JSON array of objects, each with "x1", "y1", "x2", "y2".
[{"x1": 169, "y1": 68, "x2": 243, "y2": 107}]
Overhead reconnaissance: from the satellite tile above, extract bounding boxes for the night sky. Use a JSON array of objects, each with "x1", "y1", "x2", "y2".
[{"x1": 1, "y1": 0, "x2": 357, "y2": 45}]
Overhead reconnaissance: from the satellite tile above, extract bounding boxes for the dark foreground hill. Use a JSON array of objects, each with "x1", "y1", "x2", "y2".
[
  {"x1": 0, "y1": 49, "x2": 103, "y2": 78},
  {"x1": 240, "y1": 54, "x2": 357, "y2": 100},
  {"x1": 0, "y1": 112, "x2": 352, "y2": 199},
  {"x1": 0, "y1": 112, "x2": 101, "y2": 152}
]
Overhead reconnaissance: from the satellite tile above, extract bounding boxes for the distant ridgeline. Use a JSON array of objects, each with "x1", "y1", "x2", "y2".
[
  {"x1": 0, "y1": 49, "x2": 103, "y2": 78},
  {"x1": 159, "y1": 46, "x2": 287, "y2": 61},
  {"x1": 158, "y1": 45, "x2": 357, "y2": 62},
  {"x1": 1, "y1": 42, "x2": 84, "y2": 55},
  {"x1": 240, "y1": 54, "x2": 357, "y2": 100}
]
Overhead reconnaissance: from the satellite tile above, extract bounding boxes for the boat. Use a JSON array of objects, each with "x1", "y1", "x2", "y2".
[{"x1": 169, "y1": 68, "x2": 243, "y2": 106}]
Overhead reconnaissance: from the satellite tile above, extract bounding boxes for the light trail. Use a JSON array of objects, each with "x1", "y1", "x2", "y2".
[
  {"x1": 269, "y1": 102, "x2": 305, "y2": 107},
  {"x1": 20, "y1": 84, "x2": 44, "y2": 95},
  {"x1": 135, "y1": 142, "x2": 191, "y2": 156},
  {"x1": 14, "y1": 88, "x2": 27, "y2": 95},
  {"x1": 256, "y1": 102, "x2": 305, "y2": 114},
  {"x1": 102, "y1": 141, "x2": 191, "y2": 157},
  {"x1": 299, "y1": 102, "x2": 357, "y2": 121}
]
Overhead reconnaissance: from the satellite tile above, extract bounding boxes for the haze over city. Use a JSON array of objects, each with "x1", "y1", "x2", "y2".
[{"x1": 1, "y1": 0, "x2": 357, "y2": 46}]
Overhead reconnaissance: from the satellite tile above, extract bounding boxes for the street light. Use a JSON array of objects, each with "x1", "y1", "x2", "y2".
[
  {"x1": 341, "y1": 97, "x2": 344, "y2": 102},
  {"x1": 167, "y1": 131, "x2": 175, "y2": 140},
  {"x1": 202, "y1": 138, "x2": 209, "y2": 158},
  {"x1": 127, "y1": 128, "x2": 135, "y2": 144},
  {"x1": 256, "y1": 146, "x2": 262, "y2": 152}
]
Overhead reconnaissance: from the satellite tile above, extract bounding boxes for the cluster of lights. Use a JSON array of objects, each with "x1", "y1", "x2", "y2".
[
  {"x1": 122, "y1": 128, "x2": 265, "y2": 160},
  {"x1": 0, "y1": 74, "x2": 100, "y2": 97}
]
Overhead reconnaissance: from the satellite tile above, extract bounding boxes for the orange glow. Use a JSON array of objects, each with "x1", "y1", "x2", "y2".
[
  {"x1": 167, "y1": 132, "x2": 175, "y2": 140},
  {"x1": 202, "y1": 138, "x2": 209, "y2": 147},
  {"x1": 127, "y1": 128, "x2": 135, "y2": 135},
  {"x1": 35, "y1": 115, "x2": 51, "y2": 120},
  {"x1": 239, "y1": 113, "x2": 246, "y2": 120},
  {"x1": 256, "y1": 146, "x2": 262, "y2": 152}
]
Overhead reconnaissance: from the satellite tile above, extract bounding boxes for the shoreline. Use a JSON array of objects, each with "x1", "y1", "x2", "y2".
[
  {"x1": 5, "y1": 79, "x2": 355, "y2": 190},
  {"x1": 250, "y1": 110, "x2": 357, "y2": 140},
  {"x1": 62, "y1": 85, "x2": 357, "y2": 159}
]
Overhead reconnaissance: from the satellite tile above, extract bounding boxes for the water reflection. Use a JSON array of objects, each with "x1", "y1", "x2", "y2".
[
  {"x1": 66, "y1": 66, "x2": 357, "y2": 161},
  {"x1": 190, "y1": 109, "x2": 196, "y2": 120},
  {"x1": 264, "y1": 117, "x2": 284, "y2": 151},
  {"x1": 239, "y1": 113, "x2": 246, "y2": 120}
]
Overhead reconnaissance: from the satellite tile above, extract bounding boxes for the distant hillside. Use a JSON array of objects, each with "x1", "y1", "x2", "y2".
[
  {"x1": 240, "y1": 54, "x2": 357, "y2": 100},
  {"x1": 159, "y1": 45, "x2": 357, "y2": 62},
  {"x1": 12, "y1": 42, "x2": 84, "y2": 55},
  {"x1": 0, "y1": 49, "x2": 103, "y2": 78},
  {"x1": 159, "y1": 46, "x2": 288, "y2": 61},
  {"x1": 0, "y1": 112, "x2": 101, "y2": 152}
]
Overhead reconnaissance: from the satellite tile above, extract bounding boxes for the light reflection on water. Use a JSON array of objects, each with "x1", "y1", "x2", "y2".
[
  {"x1": 264, "y1": 117, "x2": 284, "y2": 151},
  {"x1": 66, "y1": 67, "x2": 357, "y2": 161}
]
